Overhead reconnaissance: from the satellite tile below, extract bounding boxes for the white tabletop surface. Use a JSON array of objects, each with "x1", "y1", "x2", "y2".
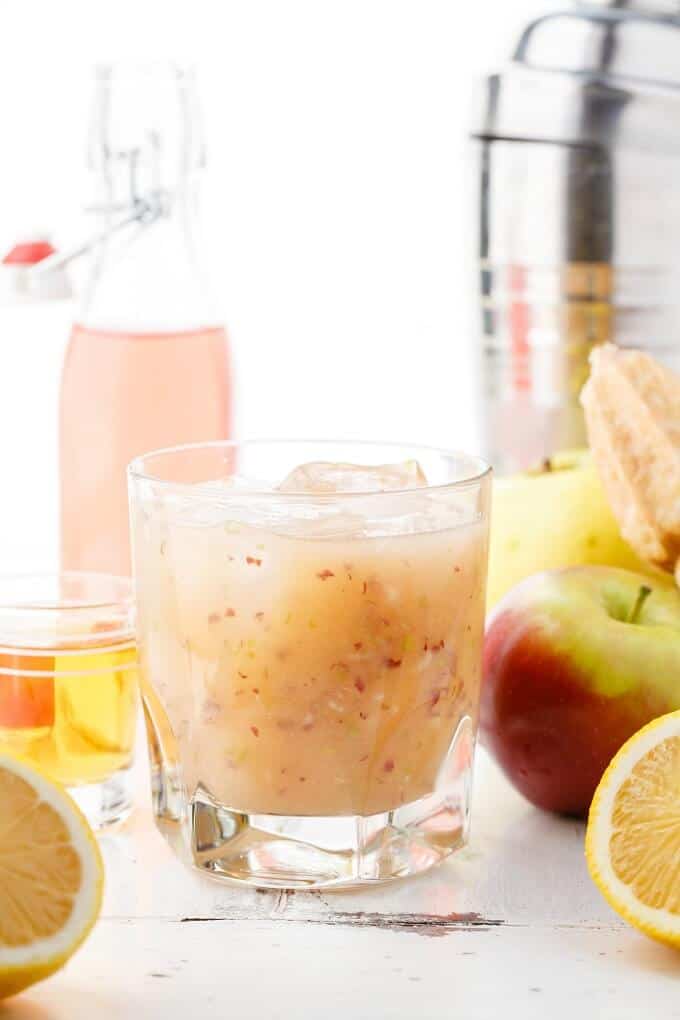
[{"x1": 3, "y1": 750, "x2": 679, "y2": 1020}]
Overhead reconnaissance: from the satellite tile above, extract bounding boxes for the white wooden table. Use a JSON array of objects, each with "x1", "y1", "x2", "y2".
[{"x1": 4, "y1": 752, "x2": 679, "y2": 1019}]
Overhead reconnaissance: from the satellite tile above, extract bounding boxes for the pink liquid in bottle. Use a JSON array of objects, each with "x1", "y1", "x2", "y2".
[
  {"x1": 60, "y1": 324, "x2": 231, "y2": 575},
  {"x1": 60, "y1": 64, "x2": 233, "y2": 576}
]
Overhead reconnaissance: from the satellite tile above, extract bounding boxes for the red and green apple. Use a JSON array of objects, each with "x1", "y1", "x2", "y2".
[{"x1": 481, "y1": 566, "x2": 680, "y2": 816}]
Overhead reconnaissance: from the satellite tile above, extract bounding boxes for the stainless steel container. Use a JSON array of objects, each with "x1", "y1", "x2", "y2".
[{"x1": 471, "y1": 0, "x2": 680, "y2": 474}]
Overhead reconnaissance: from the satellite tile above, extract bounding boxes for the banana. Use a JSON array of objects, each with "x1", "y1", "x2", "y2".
[{"x1": 581, "y1": 344, "x2": 680, "y2": 576}]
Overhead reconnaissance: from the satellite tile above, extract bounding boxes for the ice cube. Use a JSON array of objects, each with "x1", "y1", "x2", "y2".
[
  {"x1": 194, "y1": 475, "x2": 271, "y2": 496},
  {"x1": 274, "y1": 508, "x2": 368, "y2": 539},
  {"x1": 161, "y1": 476, "x2": 273, "y2": 529},
  {"x1": 277, "y1": 460, "x2": 428, "y2": 494}
]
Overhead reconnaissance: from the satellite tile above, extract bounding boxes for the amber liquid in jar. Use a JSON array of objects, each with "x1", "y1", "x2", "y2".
[{"x1": 0, "y1": 636, "x2": 137, "y2": 787}]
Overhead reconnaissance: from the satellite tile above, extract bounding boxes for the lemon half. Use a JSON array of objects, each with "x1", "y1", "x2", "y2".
[
  {"x1": 0, "y1": 754, "x2": 104, "y2": 999},
  {"x1": 586, "y1": 711, "x2": 680, "y2": 948}
]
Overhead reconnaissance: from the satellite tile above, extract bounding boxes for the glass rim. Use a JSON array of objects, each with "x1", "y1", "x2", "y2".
[
  {"x1": 94, "y1": 61, "x2": 195, "y2": 84},
  {"x1": 128, "y1": 438, "x2": 492, "y2": 499},
  {"x1": 0, "y1": 572, "x2": 135, "y2": 658}
]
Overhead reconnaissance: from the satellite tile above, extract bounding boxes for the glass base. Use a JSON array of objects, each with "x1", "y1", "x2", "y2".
[
  {"x1": 67, "y1": 766, "x2": 134, "y2": 830},
  {"x1": 149, "y1": 718, "x2": 476, "y2": 889}
]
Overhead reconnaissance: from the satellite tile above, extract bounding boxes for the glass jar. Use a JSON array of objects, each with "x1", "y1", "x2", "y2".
[{"x1": 0, "y1": 572, "x2": 138, "y2": 828}]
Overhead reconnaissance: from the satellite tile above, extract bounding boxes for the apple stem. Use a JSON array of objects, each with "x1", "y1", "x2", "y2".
[{"x1": 628, "y1": 585, "x2": 652, "y2": 624}]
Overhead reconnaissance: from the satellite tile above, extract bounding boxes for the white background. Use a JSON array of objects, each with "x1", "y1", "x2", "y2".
[{"x1": 0, "y1": 0, "x2": 546, "y2": 571}]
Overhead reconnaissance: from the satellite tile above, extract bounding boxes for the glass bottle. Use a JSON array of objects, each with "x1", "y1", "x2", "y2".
[
  {"x1": 0, "y1": 236, "x2": 73, "y2": 574},
  {"x1": 60, "y1": 63, "x2": 232, "y2": 576}
]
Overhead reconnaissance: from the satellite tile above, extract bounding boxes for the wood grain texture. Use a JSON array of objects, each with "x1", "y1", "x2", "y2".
[
  {"x1": 98, "y1": 753, "x2": 611, "y2": 928},
  {"x1": 4, "y1": 752, "x2": 679, "y2": 1019},
  {"x1": 7, "y1": 919, "x2": 680, "y2": 1020}
]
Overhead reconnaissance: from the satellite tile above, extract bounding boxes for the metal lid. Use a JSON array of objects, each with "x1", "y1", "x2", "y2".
[{"x1": 471, "y1": 3, "x2": 680, "y2": 151}]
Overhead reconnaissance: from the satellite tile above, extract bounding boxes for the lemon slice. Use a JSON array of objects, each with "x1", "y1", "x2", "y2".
[
  {"x1": 586, "y1": 711, "x2": 680, "y2": 948},
  {"x1": 0, "y1": 754, "x2": 104, "y2": 999}
]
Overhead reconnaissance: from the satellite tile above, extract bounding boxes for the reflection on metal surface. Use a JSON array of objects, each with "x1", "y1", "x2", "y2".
[{"x1": 471, "y1": 3, "x2": 680, "y2": 473}]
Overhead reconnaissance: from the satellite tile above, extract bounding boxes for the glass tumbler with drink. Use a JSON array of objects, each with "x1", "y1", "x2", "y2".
[
  {"x1": 0, "y1": 572, "x2": 138, "y2": 828},
  {"x1": 129, "y1": 441, "x2": 491, "y2": 888}
]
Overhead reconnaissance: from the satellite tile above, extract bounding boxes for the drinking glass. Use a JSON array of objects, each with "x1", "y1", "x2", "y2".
[
  {"x1": 129, "y1": 441, "x2": 491, "y2": 888},
  {"x1": 0, "y1": 572, "x2": 138, "y2": 828}
]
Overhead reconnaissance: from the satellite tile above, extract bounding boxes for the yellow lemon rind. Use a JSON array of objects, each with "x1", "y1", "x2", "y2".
[
  {"x1": 0, "y1": 753, "x2": 104, "y2": 999},
  {"x1": 585, "y1": 710, "x2": 680, "y2": 949}
]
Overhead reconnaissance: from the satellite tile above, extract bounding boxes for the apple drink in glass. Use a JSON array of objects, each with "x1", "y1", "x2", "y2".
[
  {"x1": 129, "y1": 441, "x2": 491, "y2": 888},
  {"x1": 0, "y1": 572, "x2": 138, "y2": 829}
]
